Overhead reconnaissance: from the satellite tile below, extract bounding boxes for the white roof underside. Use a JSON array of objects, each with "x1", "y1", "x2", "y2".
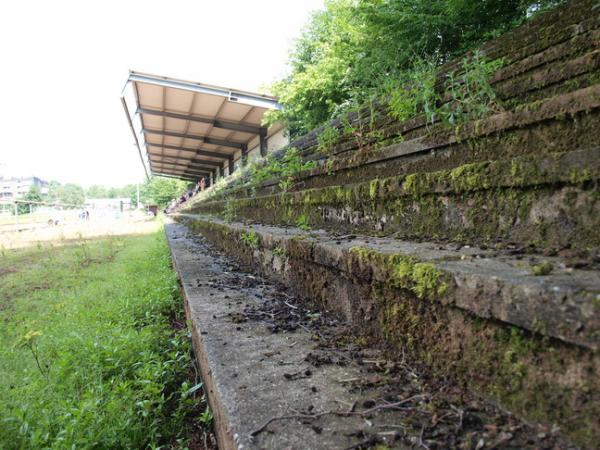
[{"x1": 121, "y1": 71, "x2": 282, "y2": 181}]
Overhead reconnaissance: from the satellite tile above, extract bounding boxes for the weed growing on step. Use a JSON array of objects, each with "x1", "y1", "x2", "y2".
[
  {"x1": 341, "y1": 98, "x2": 385, "y2": 152},
  {"x1": 295, "y1": 214, "x2": 311, "y2": 231},
  {"x1": 387, "y1": 58, "x2": 439, "y2": 124},
  {"x1": 249, "y1": 147, "x2": 316, "y2": 193},
  {"x1": 317, "y1": 124, "x2": 341, "y2": 153},
  {"x1": 440, "y1": 51, "x2": 504, "y2": 126},
  {"x1": 386, "y1": 52, "x2": 503, "y2": 128},
  {"x1": 241, "y1": 230, "x2": 260, "y2": 247},
  {"x1": 273, "y1": 245, "x2": 287, "y2": 257},
  {"x1": 223, "y1": 199, "x2": 238, "y2": 222}
]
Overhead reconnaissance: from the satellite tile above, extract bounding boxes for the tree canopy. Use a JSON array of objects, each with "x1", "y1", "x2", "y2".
[
  {"x1": 140, "y1": 177, "x2": 190, "y2": 208},
  {"x1": 17, "y1": 185, "x2": 43, "y2": 214},
  {"x1": 268, "y1": 0, "x2": 564, "y2": 137}
]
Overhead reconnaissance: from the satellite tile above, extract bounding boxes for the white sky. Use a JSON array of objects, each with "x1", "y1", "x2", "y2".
[{"x1": 0, "y1": 0, "x2": 323, "y2": 187}]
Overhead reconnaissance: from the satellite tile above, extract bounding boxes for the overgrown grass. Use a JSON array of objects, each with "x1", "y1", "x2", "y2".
[{"x1": 0, "y1": 226, "x2": 208, "y2": 449}]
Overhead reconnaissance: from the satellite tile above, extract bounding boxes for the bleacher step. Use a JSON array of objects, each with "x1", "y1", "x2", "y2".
[
  {"x1": 165, "y1": 220, "x2": 577, "y2": 450},
  {"x1": 175, "y1": 214, "x2": 600, "y2": 447}
]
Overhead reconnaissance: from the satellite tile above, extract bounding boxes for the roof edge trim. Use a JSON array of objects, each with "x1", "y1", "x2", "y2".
[{"x1": 127, "y1": 72, "x2": 282, "y2": 110}]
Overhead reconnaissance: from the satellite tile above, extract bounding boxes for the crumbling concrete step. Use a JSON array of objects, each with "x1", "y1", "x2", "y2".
[
  {"x1": 179, "y1": 215, "x2": 600, "y2": 352},
  {"x1": 165, "y1": 220, "x2": 576, "y2": 450},
  {"x1": 177, "y1": 215, "x2": 600, "y2": 447}
]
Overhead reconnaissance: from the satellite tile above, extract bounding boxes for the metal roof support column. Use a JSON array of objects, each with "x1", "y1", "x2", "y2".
[
  {"x1": 241, "y1": 144, "x2": 248, "y2": 167},
  {"x1": 259, "y1": 128, "x2": 268, "y2": 157}
]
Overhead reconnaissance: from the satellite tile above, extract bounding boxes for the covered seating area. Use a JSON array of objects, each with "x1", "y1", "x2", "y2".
[{"x1": 121, "y1": 71, "x2": 284, "y2": 183}]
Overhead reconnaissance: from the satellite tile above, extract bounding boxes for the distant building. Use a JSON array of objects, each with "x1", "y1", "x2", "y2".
[{"x1": 0, "y1": 176, "x2": 48, "y2": 199}]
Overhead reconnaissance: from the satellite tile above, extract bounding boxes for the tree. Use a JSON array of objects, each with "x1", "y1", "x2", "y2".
[
  {"x1": 17, "y1": 185, "x2": 43, "y2": 215},
  {"x1": 140, "y1": 177, "x2": 190, "y2": 208},
  {"x1": 107, "y1": 187, "x2": 120, "y2": 199},
  {"x1": 119, "y1": 184, "x2": 139, "y2": 207},
  {"x1": 59, "y1": 184, "x2": 85, "y2": 207},
  {"x1": 268, "y1": 0, "x2": 566, "y2": 137},
  {"x1": 86, "y1": 185, "x2": 108, "y2": 199},
  {"x1": 45, "y1": 181, "x2": 61, "y2": 203}
]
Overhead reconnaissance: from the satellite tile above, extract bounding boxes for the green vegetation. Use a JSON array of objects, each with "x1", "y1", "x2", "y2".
[
  {"x1": 17, "y1": 186, "x2": 43, "y2": 214},
  {"x1": 47, "y1": 182, "x2": 86, "y2": 207},
  {"x1": 439, "y1": 52, "x2": 504, "y2": 126},
  {"x1": 386, "y1": 58, "x2": 439, "y2": 124},
  {"x1": 350, "y1": 247, "x2": 448, "y2": 300},
  {"x1": 387, "y1": 52, "x2": 503, "y2": 128},
  {"x1": 531, "y1": 261, "x2": 554, "y2": 276},
  {"x1": 317, "y1": 124, "x2": 342, "y2": 153},
  {"x1": 248, "y1": 147, "x2": 316, "y2": 192},
  {"x1": 0, "y1": 226, "x2": 208, "y2": 449},
  {"x1": 295, "y1": 214, "x2": 311, "y2": 231},
  {"x1": 141, "y1": 176, "x2": 190, "y2": 208},
  {"x1": 266, "y1": 0, "x2": 564, "y2": 136},
  {"x1": 241, "y1": 230, "x2": 260, "y2": 247}
]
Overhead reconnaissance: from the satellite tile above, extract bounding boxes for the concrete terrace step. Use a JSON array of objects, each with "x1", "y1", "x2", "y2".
[
  {"x1": 179, "y1": 214, "x2": 600, "y2": 351},
  {"x1": 175, "y1": 214, "x2": 600, "y2": 447},
  {"x1": 165, "y1": 220, "x2": 577, "y2": 450},
  {"x1": 189, "y1": 148, "x2": 600, "y2": 253}
]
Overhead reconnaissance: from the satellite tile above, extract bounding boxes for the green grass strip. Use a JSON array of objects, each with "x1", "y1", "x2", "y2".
[{"x1": 0, "y1": 226, "x2": 202, "y2": 449}]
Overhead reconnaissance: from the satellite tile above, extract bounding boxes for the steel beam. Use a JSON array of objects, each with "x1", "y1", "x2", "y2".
[
  {"x1": 147, "y1": 153, "x2": 223, "y2": 167},
  {"x1": 153, "y1": 168, "x2": 206, "y2": 180},
  {"x1": 146, "y1": 143, "x2": 232, "y2": 160},
  {"x1": 127, "y1": 72, "x2": 282, "y2": 110},
  {"x1": 137, "y1": 107, "x2": 262, "y2": 134},
  {"x1": 150, "y1": 159, "x2": 218, "y2": 173},
  {"x1": 152, "y1": 163, "x2": 211, "y2": 177},
  {"x1": 150, "y1": 159, "x2": 211, "y2": 175},
  {"x1": 143, "y1": 128, "x2": 245, "y2": 149},
  {"x1": 153, "y1": 172, "x2": 198, "y2": 182},
  {"x1": 152, "y1": 162, "x2": 215, "y2": 174}
]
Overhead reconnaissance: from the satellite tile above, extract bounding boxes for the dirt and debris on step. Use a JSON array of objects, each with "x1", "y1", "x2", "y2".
[{"x1": 172, "y1": 223, "x2": 576, "y2": 450}]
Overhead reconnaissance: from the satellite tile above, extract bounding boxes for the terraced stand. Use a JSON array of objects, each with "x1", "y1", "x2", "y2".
[{"x1": 173, "y1": 1, "x2": 600, "y2": 448}]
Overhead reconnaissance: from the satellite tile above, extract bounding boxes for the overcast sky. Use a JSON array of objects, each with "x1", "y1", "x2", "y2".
[{"x1": 0, "y1": 0, "x2": 323, "y2": 187}]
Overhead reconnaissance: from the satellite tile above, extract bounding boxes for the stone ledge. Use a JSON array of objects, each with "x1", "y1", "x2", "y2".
[
  {"x1": 176, "y1": 215, "x2": 600, "y2": 447},
  {"x1": 179, "y1": 214, "x2": 600, "y2": 352},
  {"x1": 165, "y1": 220, "x2": 586, "y2": 449}
]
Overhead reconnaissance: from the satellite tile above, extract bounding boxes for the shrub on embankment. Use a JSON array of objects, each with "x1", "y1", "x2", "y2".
[
  {"x1": 266, "y1": 0, "x2": 566, "y2": 136},
  {"x1": 0, "y1": 228, "x2": 205, "y2": 448}
]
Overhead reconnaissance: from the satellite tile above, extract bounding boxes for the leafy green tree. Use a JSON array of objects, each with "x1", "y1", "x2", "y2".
[
  {"x1": 140, "y1": 177, "x2": 190, "y2": 208},
  {"x1": 107, "y1": 187, "x2": 121, "y2": 199},
  {"x1": 86, "y1": 185, "x2": 108, "y2": 199},
  {"x1": 267, "y1": 0, "x2": 565, "y2": 137},
  {"x1": 120, "y1": 184, "x2": 140, "y2": 207},
  {"x1": 17, "y1": 185, "x2": 43, "y2": 215},
  {"x1": 59, "y1": 184, "x2": 85, "y2": 207},
  {"x1": 45, "y1": 181, "x2": 62, "y2": 203}
]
